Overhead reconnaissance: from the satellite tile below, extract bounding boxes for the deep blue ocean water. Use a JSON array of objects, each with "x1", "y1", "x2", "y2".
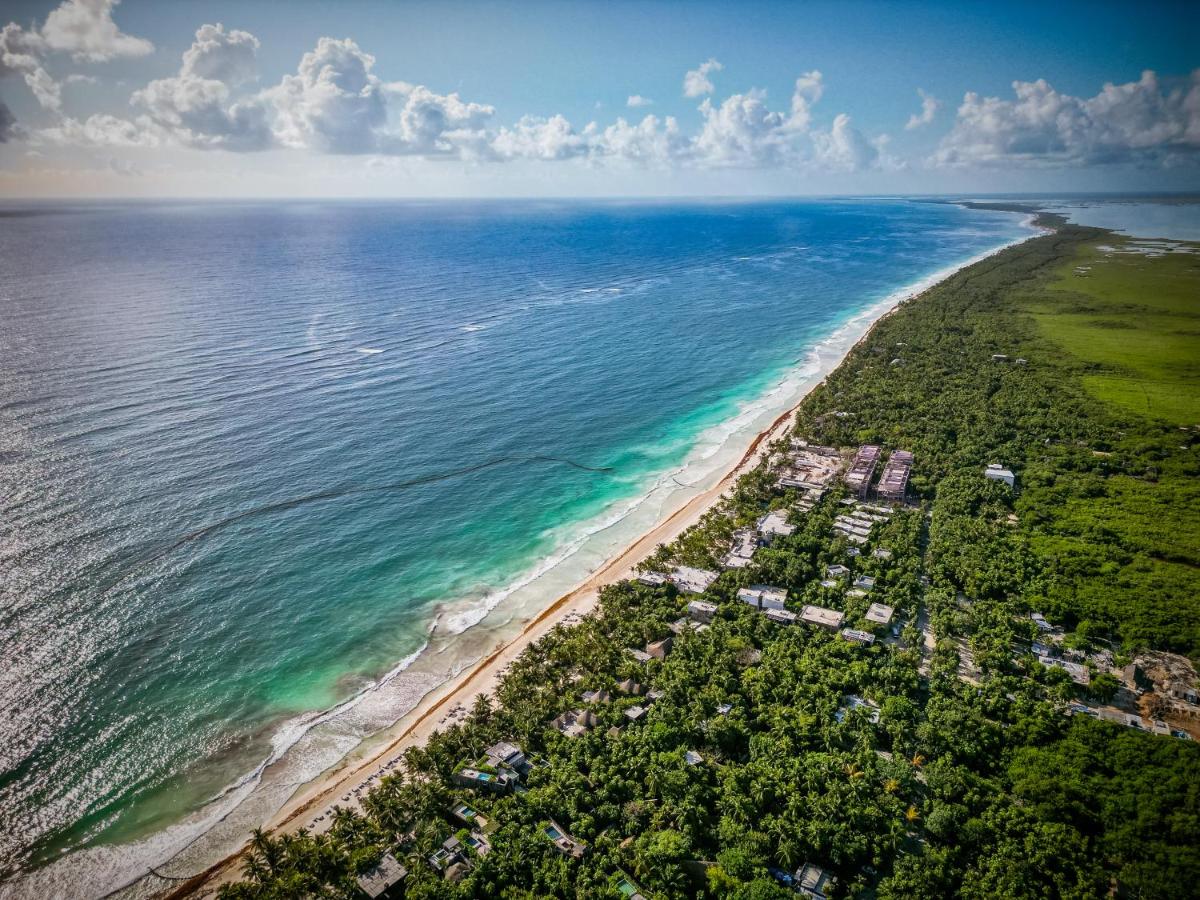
[{"x1": 0, "y1": 199, "x2": 1029, "y2": 894}]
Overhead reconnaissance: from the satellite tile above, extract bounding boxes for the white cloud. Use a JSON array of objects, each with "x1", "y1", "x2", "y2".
[
  {"x1": 0, "y1": 22, "x2": 60, "y2": 110},
  {"x1": 387, "y1": 83, "x2": 493, "y2": 156},
  {"x1": 693, "y1": 89, "x2": 789, "y2": 166},
  {"x1": 268, "y1": 37, "x2": 493, "y2": 156},
  {"x1": 41, "y1": 0, "x2": 153, "y2": 63},
  {"x1": 811, "y1": 113, "x2": 895, "y2": 171},
  {"x1": 786, "y1": 70, "x2": 823, "y2": 132},
  {"x1": 490, "y1": 114, "x2": 586, "y2": 160},
  {"x1": 683, "y1": 58, "x2": 722, "y2": 98},
  {"x1": 267, "y1": 37, "x2": 387, "y2": 154},
  {"x1": 132, "y1": 24, "x2": 272, "y2": 151},
  {"x1": 626, "y1": 94, "x2": 653, "y2": 108},
  {"x1": 935, "y1": 70, "x2": 1200, "y2": 167},
  {"x1": 905, "y1": 88, "x2": 939, "y2": 130},
  {"x1": 592, "y1": 114, "x2": 684, "y2": 164},
  {"x1": 64, "y1": 72, "x2": 98, "y2": 84},
  {"x1": 37, "y1": 111, "x2": 159, "y2": 147}
]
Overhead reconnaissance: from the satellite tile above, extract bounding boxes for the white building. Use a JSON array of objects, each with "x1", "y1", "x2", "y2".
[
  {"x1": 984, "y1": 463, "x2": 1016, "y2": 487},
  {"x1": 738, "y1": 584, "x2": 788, "y2": 610},
  {"x1": 865, "y1": 603, "x2": 894, "y2": 625},
  {"x1": 670, "y1": 566, "x2": 719, "y2": 594},
  {"x1": 757, "y1": 509, "x2": 796, "y2": 540}
]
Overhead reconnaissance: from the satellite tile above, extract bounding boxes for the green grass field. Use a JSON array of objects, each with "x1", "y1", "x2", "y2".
[{"x1": 1028, "y1": 241, "x2": 1200, "y2": 424}]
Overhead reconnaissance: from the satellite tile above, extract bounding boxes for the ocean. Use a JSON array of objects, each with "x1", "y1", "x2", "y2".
[{"x1": 0, "y1": 198, "x2": 1031, "y2": 897}]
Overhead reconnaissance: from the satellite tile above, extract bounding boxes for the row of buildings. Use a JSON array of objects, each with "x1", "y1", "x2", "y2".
[{"x1": 844, "y1": 445, "x2": 913, "y2": 501}]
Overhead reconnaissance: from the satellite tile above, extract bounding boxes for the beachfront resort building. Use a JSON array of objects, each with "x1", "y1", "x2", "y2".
[
  {"x1": 801, "y1": 605, "x2": 845, "y2": 631},
  {"x1": 723, "y1": 528, "x2": 760, "y2": 568},
  {"x1": 984, "y1": 463, "x2": 1016, "y2": 487},
  {"x1": 757, "y1": 509, "x2": 795, "y2": 541},
  {"x1": 453, "y1": 767, "x2": 514, "y2": 795},
  {"x1": 844, "y1": 445, "x2": 882, "y2": 498},
  {"x1": 483, "y1": 741, "x2": 529, "y2": 776},
  {"x1": 778, "y1": 442, "x2": 844, "y2": 491},
  {"x1": 876, "y1": 450, "x2": 913, "y2": 501},
  {"x1": 687, "y1": 599, "x2": 718, "y2": 623},
  {"x1": 356, "y1": 853, "x2": 408, "y2": 899},
  {"x1": 670, "y1": 566, "x2": 720, "y2": 594},
  {"x1": 738, "y1": 584, "x2": 788, "y2": 611},
  {"x1": 842, "y1": 628, "x2": 876, "y2": 646}
]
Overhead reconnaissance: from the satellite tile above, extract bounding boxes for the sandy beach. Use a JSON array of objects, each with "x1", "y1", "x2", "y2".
[{"x1": 124, "y1": 220, "x2": 1041, "y2": 900}]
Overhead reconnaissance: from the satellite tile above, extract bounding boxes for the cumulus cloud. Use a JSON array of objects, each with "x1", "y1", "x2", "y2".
[
  {"x1": 693, "y1": 89, "x2": 789, "y2": 166},
  {"x1": 786, "y1": 70, "x2": 823, "y2": 132},
  {"x1": 687, "y1": 70, "x2": 890, "y2": 171},
  {"x1": 592, "y1": 114, "x2": 684, "y2": 164},
  {"x1": 905, "y1": 88, "x2": 939, "y2": 130},
  {"x1": 810, "y1": 113, "x2": 895, "y2": 171},
  {"x1": 0, "y1": 22, "x2": 60, "y2": 110},
  {"x1": 935, "y1": 70, "x2": 1200, "y2": 166},
  {"x1": 491, "y1": 114, "x2": 586, "y2": 160},
  {"x1": 626, "y1": 94, "x2": 652, "y2": 108},
  {"x1": 268, "y1": 37, "x2": 493, "y2": 156},
  {"x1": 41, "y1": 0, "x2": 153, "y2": 63},
  {"x1": 132, "y1": 23, "x2": 272, "y2": 151},
  {"x1": 683, "y1": 58, "x2": 722, "y2": 98},
  {"x1": 1, "y1": 1, "x2": 149, "y2": 110},
  {"x1": 37, "y1": 111, "x2": 159, "y2": 147}
]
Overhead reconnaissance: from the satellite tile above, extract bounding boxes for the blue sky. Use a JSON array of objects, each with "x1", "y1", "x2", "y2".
[{"x1": 1, "y1": 0, "x2": 1197, "y2": 197}]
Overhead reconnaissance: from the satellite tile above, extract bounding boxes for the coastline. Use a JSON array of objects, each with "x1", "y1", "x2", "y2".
[{"x1": 166, "y1": 217, "x2": 1041, "y2": 900}]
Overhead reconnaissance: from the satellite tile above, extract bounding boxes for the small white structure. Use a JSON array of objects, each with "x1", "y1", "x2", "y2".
[
  {"x1": 984, "y1": 463, "x2": 1016, "y2": 487},
  {"x1": 757, "y1": 509, "x2": 795, "y2": 540},
  {"x1": 636, "y1": 572, "x2": 667, "y2": 586},
  {"x1": 853, "y1": 575, "x2": 876, "y2": 591},
  {"x1": 738, "y1": 584, "x2": 788, "y2": 610},
  {"x1": 670, "y1": 566, "x2": 719, "y2": 594},
  {"x1": 687, "y1": 599, "x2": 718, "y2": 623},
  {"x1": 836, "y1": 695, "x2": 881, "y2": 724},
  {"x1": 684, "y1": 750, "x2": 704, "y2": 766},
  {"x1": 795, "y1": 862, "x2": 836, "y2": 899},
  {"x1": 865, "y1": 603, "x2": 894, "y2": 625},
  {"x1": 801, "y1": 605, "x2": 845, "y2": 630},
  {"x1": 1039, "y1": 655, "x2": 1089, "y2": 685},
  {"x1": 1030, "y1": 612, "x2": 1055, "y2": 632},
  {"x1": 842, "y1": 627, "x2": 875, "y2": 646},
  {"x1": 826, "y1": 564, "x2": 849, "y2": 578},
  {"x1": 764, "y1": 608, "x2": 798, "y2": 626}
]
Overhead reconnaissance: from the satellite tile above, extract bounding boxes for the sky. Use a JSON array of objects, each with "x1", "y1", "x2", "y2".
[{"x1": 0, "y1": 0, "x2": 1197, "y2": 198}]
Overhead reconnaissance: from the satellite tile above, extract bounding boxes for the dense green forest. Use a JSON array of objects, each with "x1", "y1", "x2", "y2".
[{"x1": 216, "y1": 217, "x2": 1200, "y2": 900}]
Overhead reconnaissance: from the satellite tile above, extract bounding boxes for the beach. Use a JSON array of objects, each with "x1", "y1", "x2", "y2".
[{"x1": 170, "y1": 224, "x2": 1039, "y2": 900}]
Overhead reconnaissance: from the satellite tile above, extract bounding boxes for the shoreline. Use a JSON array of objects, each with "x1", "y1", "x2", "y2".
[{"x1": 167, "y1": 218, "x2": 1041, "y2": 900}]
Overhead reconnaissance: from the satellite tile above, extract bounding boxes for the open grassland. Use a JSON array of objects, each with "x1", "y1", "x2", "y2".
[{"x1": 1029, "y1": 241, "x2": 1200, "y2": 424}]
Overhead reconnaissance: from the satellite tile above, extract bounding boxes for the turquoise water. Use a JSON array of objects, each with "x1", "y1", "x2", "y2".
[{"x1": 0, "y1": 199, "x2": 1029, "y2": 895}]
